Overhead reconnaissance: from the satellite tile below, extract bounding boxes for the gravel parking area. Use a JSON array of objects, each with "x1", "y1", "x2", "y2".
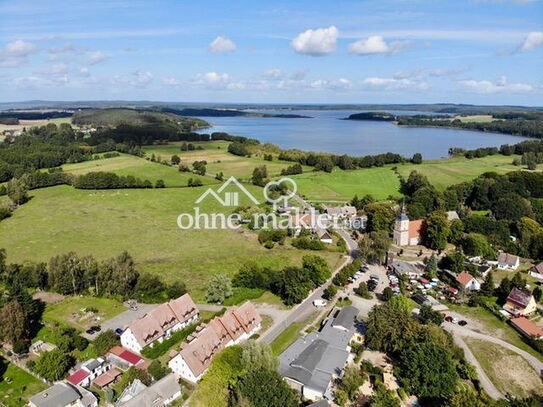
[{"x1": 83, "y1": 303, "x2": 156, "y2": 340}]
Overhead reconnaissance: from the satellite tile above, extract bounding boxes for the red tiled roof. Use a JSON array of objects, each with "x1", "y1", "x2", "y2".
[
  {"x1": 67, "y1": 369, "x2": 89, "y2": 386},
  {"x1": 409, "y1": 220, "x2": 424, "y2": 239},
  {"x1": 92, "y1": 368, "x2": 121, "y2": 388},
  {"x1": 108, "y1": 346, "x2": 143, "y2": 365},
  {"x1": 456, "y1": 271, "x2": 475, "y2": 287},
  {"x1": 511, "y1": 317, "x2": 543, "y2": 338}
]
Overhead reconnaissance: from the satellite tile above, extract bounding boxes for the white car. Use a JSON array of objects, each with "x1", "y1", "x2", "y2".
[{"x1": 313, "y1": 299, "x2": 327, "y2": 307}]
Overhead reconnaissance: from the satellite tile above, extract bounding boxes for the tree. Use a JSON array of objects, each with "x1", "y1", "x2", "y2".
[
  {"x1": 171, "y1": 155, "x2": 181, "y2": 165},
  {"x1": 0, "y1": 301, "x2": 27, "y2": 345},
  {"x1": 426, "y1": 253, "x2": 438, "y2": 279},
  {"x1": 93, "y1": 330, "x2": 120, "y2": 355},
  {"x1": 533, "y1": 286, "x2": 542, "y2": 303},
  {"x1": 148, "y1": 360, "x2": 170, "y2": 380},
  {"x1": 206, "y1": 274, "x2": 233, "y2": 303},
  {"x1": 381, "y1": 287, "x2": 393, "y2": 301},
  {"x1": 231, "y1": 367, "x2": 299, "y2": 407},
  {"x1": 6, "y1": 176, "x2": 29, "y2": 206},
  {"x1": 449, "y1": 219, "x2": 464, "y2": 244},
  {"x1": 365, "y1": 202, "x2": 396, "y2": 233},
  {"x1": 480, "y1": 272, "x2": 495, "y2": 297},
  {"x1": 424, "y1": 212, "x2": 450, "y2": 250},
  {"x1": 369, "y1": 385, "x2": 401, "y2": 407},
  {"x1": 402, "y1": 171, "x2": 430, "y2": 196},
  {"x1": 278, "y1": 266, "x2": 314, "y2": 305},
  {"x1": 241, "y1": 340, "x2": 278, "y2": 371},
  {"x1": 155, "y1": 179, "x2": 165, "y2": 188},
  {"x1": 419, "y1": 304, "x2": 444, "y2": 325},
  {"x1": 411, "y1": 153, "x2": 423, "y2": 165},
  {"x1": 355, "y1": 282, "x2": 372, "y2": 299},
  {"x1": 302, "y1": 255, "x2": 331, "y2": 286},
  {"x1": 439, "y1": 250, "x2": 465, "y2": 274},
  {"x1": 323, "y1": 284, "x2": 338, "y2": 300},
  {"x1": 397, "y1": 343, "x2": 458, "y2": 398},
  {"x1": 493, "y1": 194, "x2": 534, "y2": 221},
  {"x1": 33, "y1": 349, "x2": 74, "y2": 381},
  {"x1": 251, "y1": 166, "x2": 268, "y2": 186},
  {"x1": 338, "y1": 365, "x2": 365, "y2": 400},
  {"x1": 460, "y1": 233, "x2": 494, "y2": 258}
]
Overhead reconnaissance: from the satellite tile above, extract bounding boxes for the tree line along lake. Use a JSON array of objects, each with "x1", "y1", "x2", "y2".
[{"x1": 204, "y1": 109, "x2": 528, "y2": 159}]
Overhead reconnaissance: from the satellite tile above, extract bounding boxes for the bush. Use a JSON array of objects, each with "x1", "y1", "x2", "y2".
[
  {"x1": 141, "y1": 325, "x2": 197, "y2": 359},
  {"x1": 263, "y1": 241, "x2": 275, "y2": 249},
  {"x1": 223, "y1": 287, "x2": 265, "y2": 306},
  {"x1": 291, "y1": 237, "x2": 325, "y2": 250},
  {"x1": 93, "y1": 330, "x2": 120, "y2": 355}
]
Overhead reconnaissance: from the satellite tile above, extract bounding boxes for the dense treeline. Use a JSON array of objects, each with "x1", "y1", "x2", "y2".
[
  {"x1": 398, "y1": 115, "x2": 543, "y2": 139},
  {"x1": 449, "y1": 139, "x2": 543, "y2": 159},
  {"x1": 0, "y1": 111, "x2": 72, "y2": 120},
  {"x1": 73, "y1": 171, "x2": 153, "y2": 189}
]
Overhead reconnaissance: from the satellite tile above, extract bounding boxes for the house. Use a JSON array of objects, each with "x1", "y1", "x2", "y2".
[
  {"x1": 29, "y1": 340, "x2": 56, "y2": 355},
  {"x1": 497, "y1": 252, "x2": 520, "y2": 271},
  {"x1": 456, "y1": 271, "x2": 481, "y2": 291},
  {"x1": 121, "y1": 294, "x2": 199, "y2": 354},
  {"x1": 528, "y1": 262, "x2": 543, "y2": 280},
  {"x1": 389, "y1": 261, "x2": 424, "y2": 279},
  {"x1": 107, "y1": 346, "x2": 147, "y2": 370},
  {"x1": 504, "y1": 287, "x2": 538, "y2": 317},
  {"x1": 28, "y1": 382, "x2": 98, "y2": 407},
  {"x1": 446, "y1": 211, "x2": 460, "y2": 221},
  {"x1": 315, "y1": 227, "x2": 333, "y2": 244},
  {"x1": 118, "y1": 374, "x2": 182, "y2": 407},
  {"x1": 93, "y1": 368, "x2": 122, "y2": 389},
  {"x1": 510, "y1": 317, "x2": 543, "y2": 340},
  {"x1": 477, "y1": 264, "x2": 492, "y2": 277},
  {"x1": 325, "y1": 205, "x2": 357, "y2": 220},
  {"x1": 169, "y1": 302, "x2": 261, "y2": 383},
  {"x1": 67, "y1": 358, "x2": 111, "y2": 388},
  {"x1": 392, "y1": 205, "x2": 424, "y2": 246},
  {"x1": 278, "y1": 306, "x2": 360, "y2": 402}
]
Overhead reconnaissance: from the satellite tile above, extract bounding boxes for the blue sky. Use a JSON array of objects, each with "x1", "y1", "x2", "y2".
[{"x1": 0, "y1": 0, "x2": 542, "y2": 104}]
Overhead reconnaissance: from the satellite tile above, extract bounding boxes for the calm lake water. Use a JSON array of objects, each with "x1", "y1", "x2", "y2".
[{"x1": 204, "y1": 109, "x2": 527, "y2": 159}]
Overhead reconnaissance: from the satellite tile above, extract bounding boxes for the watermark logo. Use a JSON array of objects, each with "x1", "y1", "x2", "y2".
[{"x1": 195, "y1": 176, "x2": 259, "y2": 207}]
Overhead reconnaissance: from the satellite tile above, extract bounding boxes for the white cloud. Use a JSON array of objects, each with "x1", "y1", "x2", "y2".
[
  {"x1": 263, "y1": 68, "x2": 283, "y2": 80},
  {"x1": 208, "y1": 36, "x2": 236, "y2": 54},
  {"x1": 0, "y1": 39, "x2": 37, "y2": 67},
  {"x1": 112, "y1": 70, "x2": 153, "y2": 88},
  {"x1": 362, "y1": 76, "x2": 428, "y2": 90},
  {"x1": 348, "y1": 35, "x2": 410, "y2": 55},
  {"x1": 429, "y1": 67, "x2": 469, "y2": 77},
  {"x1": 520, "y1": 31, "x2": 543, "y2": 51},
  {"x1": 291, "y1": 26, "x2": 339, "y2": 56},
  {"x1": 459, "y1": 76, "x2": 534, "y2": 93},
  {"x1": 290, "y1": 69, "x2": 308, "y2": 81},
  {"x1": 162, "y1": 77, "x2": 182, "y2": 86},
  {"x1": 86, "y1": 51, "x2": 107, "y2": 65},
  {"x1": 310, "y1": 77, "x2": 352, "y2": 90},
  {"x1": 193, "y1": 72, "x2": 244, "y2": 90}
]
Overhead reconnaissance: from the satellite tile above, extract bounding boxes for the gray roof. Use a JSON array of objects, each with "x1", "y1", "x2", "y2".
[
  {"x1": 84, "y1": 358, "x2": 101, "y2": 372},
  {"x1": 29, "y1": 383, "x2": 81, "y2": 407},
  {"x1": 119, "y1": 374, "x2": 181, "y2": 407},
  {"x1": 279, "y1": 306, "x2": 359, "y2": 395},
  {"x1": 390, "y1": 261, "x2": 423, "y2": 276},
  {"x1": 309, "y1": 401, "x2": 330, "y2": 407}
]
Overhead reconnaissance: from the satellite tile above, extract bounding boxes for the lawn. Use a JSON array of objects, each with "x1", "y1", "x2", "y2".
[
  {"x1": 144, "y1": 142, "x2": 312, "y2": 179},
  {"x1": 61, "y1": 153, "x2": 218, "y2": 187},
  {"x1": 0, "y1": 185, "x2": 341, "y2": 301},
  {"x1": 293, "y1": 166, "x2": 401, "y2": 202},
  {"x1": 42, "y1": 296, "x2": 125, "y2": 331},
  {"x1": 465, "y1": 338, "x2": 543, "y2": 398},
  {"x1": 447, "y1": 304, "x2": 543, "y2": 361},
  {"x1": 0, "y1": 358, "x2": 47, "y2": 407},
  {"x1": 270, "y1": 312, "x2": 319, "y2": 356}
]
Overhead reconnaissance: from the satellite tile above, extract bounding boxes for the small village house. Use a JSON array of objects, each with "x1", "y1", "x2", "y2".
[
  {"x1": 528, "y1": 262, "x2": 543, "y2": 280},
  {"x1": 510, "y1": 317, "x2": 543, "y2": 340},
  {"x1": 456, "y1": 271, "x2": 481, "y2": 291},
  {"x1": 117, "y1": 374, "x2": 182, "y2": 407},
  {"x1": 497, "y1": 252, "x2": 520, "y2": 271},
  {"x1": 121, "y1": 294, "x2": 199, "y2": 354},
  {"x1": 66, "y1": 358, "x2": 111, "y2": 388},
  {"x1": 503, "y1": 287, "x2": 538, "y2": 317},
  {"x1": 28, "y1": 382, "x2": 98, "y2": 407}
]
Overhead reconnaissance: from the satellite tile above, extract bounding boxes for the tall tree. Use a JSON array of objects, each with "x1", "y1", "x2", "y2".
[
  {"x1": 206, "y1": 274, "x2": 233, "y2": 303},
  {"x1": 0, "y1": 301, "x2": 27, "y2": 345},
  {"x1": 424, "y1": 212, "x2": 450, "y2": 250}
]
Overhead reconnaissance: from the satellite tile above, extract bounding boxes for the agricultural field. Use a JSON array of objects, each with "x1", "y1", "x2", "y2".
[
  {"x1": 452, "y1": 115, "x2": 497, "y2": 123},
  {"x1": 0, "y1": 358, "x2": 47, "y2": 407},
  {"x1": 0, "y1": 185, "x2": 342, "y2": 301},
  {"x1": 61, "y1": 153, "x2": 218, "y2": 187},
  {"x1": 143, "y1": 142, "x2": 312, "y2": 179},
  {"x1": 465, "y1": 338, "x2": 543, "y2": 398},
  {"x1": 294, "y1": 154, "x2": 535, "y2": 202}
]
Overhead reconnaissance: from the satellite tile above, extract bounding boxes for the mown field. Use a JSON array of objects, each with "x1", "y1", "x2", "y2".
[
  {"x1": 143, "y1": 142, "x2": 312, "y2": 179},
  {"x1": 61, "y1": 153, "x2": 218, "y2": 187},
  {"x1": 0, "y1": 358, "x2": 47, "y2": 407},
  {"x1": 0, "y1": 185, "x2": 342, "y2": 301},
  {"x1": 294, "y1": 154, "x2": 535, "y2": 202}
]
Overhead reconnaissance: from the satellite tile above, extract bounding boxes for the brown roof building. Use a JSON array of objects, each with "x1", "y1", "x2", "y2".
[
  {"x1": 510, "y1": 317, "x2": 543, "y2": 339},
  {"x1": 168, "y1": 302, "x2": 262, "y2": 383},
  {"x1": 120, "y1": 294, "x2": 199, "y2": 354},
  {"x1": 504, "y1": 287, "x2": 538, "y2": 317}
]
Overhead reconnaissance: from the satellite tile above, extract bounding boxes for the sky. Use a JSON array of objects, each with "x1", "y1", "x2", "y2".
[{"x1": 0, "y1": 0, "x2": 542, "y2": 105}]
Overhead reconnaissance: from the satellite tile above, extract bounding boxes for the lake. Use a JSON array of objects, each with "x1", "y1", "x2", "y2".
[{"x1": 203, "y1": 109, "x2": 527, "y2": 159}]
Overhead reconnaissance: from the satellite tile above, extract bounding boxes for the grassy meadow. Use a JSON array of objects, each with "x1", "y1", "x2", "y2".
[
  {"x1": 0, "y1": 185, "x2": 342, "y2": 301},
  {"x1": 61, "y1": 153, "x2": 218, "y2": 187},
  {"x1": 0, "y1": 358, "x2": 48, "y2": 407}
]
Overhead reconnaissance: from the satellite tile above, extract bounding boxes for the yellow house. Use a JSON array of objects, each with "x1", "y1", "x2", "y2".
[{"x1": 504, "y1": 287, "x2": 538, "y2": 317}]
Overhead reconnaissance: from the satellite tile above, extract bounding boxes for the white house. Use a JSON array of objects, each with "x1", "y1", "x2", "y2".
[
  {"x1": 456, "y1": 271, "x2": 481, "y2": 291},
  {"x1": 67, "y1": 358, "x2": 111, "y2": 388},
  {"x1": 121, "y1": 294, "x2": 199, "y2": 354},
  {"x1": 118, "y1": 374, "x2": 181, "y2": 407},
  {"x1": 169, "y1": 302, "x2": 261, "y2": 383},
  {"x1": 497, "y1": 252, "x2": 520, "y2": 271}
]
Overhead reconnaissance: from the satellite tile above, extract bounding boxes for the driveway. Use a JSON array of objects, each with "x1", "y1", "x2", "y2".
[{"x1": 84, "y1": 303, "x2": 156, "y2": 340}]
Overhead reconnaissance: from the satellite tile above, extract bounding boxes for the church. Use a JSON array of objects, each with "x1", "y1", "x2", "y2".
[{"x1": 393, "y1": 205, "x2": 424, "y2": 246}]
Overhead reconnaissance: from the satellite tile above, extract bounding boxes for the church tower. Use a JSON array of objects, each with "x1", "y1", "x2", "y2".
[{"x1": 393, "y1": 204, "x2": 410, "y2": 246}]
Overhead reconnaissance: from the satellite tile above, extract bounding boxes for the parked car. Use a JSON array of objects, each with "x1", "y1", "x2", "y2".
[
  {"x1": 370, "y1": 274, "x2": 380, "y2": 281},
  {"x1": 115, "y1": 328, "x2": 124, "y2": 335},
  {"x1": 313, "y1": 299, "x2": 328, "y2": 307},
  {"x1": 444, "y1": 316, "x2": 453, "y2": 322},
  {"x1": 458, "y1": 320, "x2": 468, "y2": 326},
  {"x1": 90, "y1": 325, "x2": 101, "y2": 333}
]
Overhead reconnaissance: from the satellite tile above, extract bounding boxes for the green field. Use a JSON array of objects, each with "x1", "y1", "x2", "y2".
[
  {"x1": 61, "y1": 153, "x2": 218, "y2": 187},
  {"x1": 42, "y1": 296, "x2": 125, "y2": 330},
  {"x1": 0, "y1": 185, "x2": 342, "y2": 301},
  {"x1": 143, "y1": 142, "x2": 312, "y2": 179},
  {"x1": 0, "y1": 358, "x2": 47, "y2": 407},
  {"x1": 293, "y1": 154, "x2": 535, "y2": 202}
]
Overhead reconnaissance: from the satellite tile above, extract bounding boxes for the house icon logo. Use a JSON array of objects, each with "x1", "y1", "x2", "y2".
[{"x1": 195, "y1": 176, "x2": 260, "y2": 207}]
